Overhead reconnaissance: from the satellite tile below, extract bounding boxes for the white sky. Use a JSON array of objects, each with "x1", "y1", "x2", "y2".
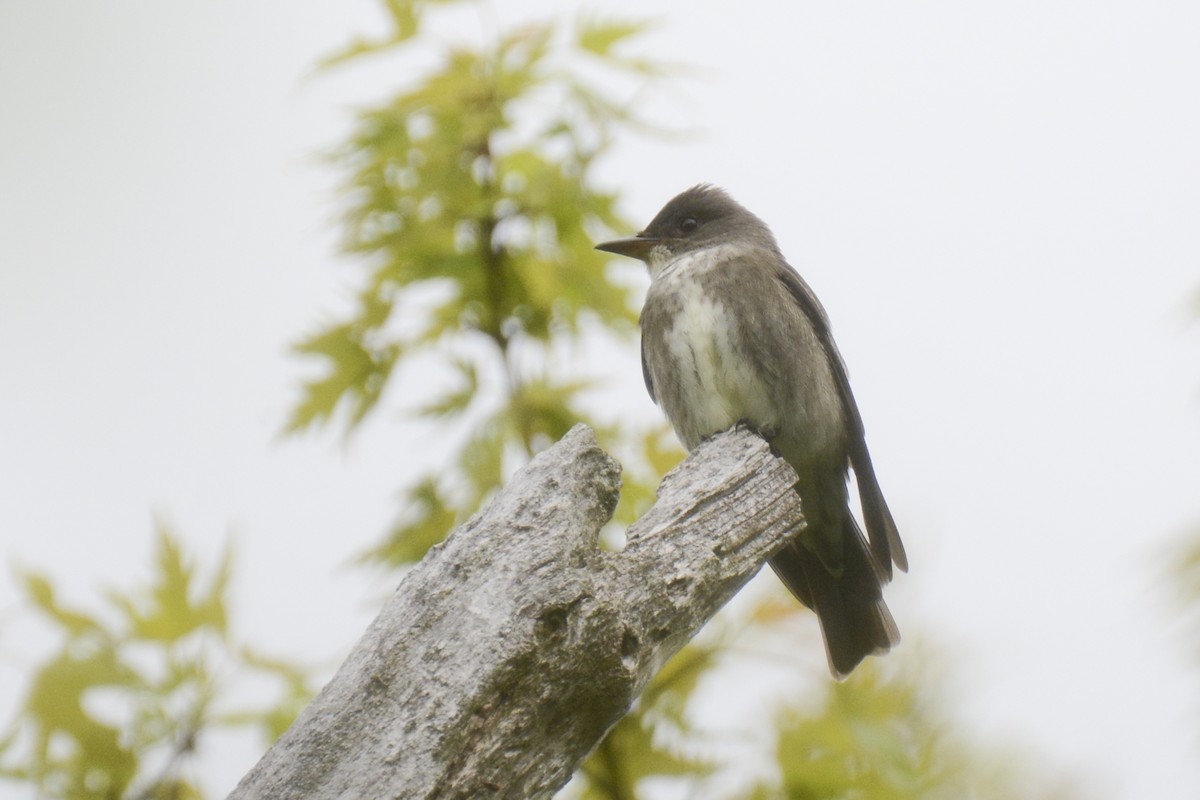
[{"x1": 2, "y1": 1, "x2": 1200, "y2": 797}]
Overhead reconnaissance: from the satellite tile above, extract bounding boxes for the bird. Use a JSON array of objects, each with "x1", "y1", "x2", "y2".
[{"x1": 595, "y1": 184, "x2": 906, "y2": 678}]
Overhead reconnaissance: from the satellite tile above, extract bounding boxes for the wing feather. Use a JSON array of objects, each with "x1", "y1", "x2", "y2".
[
  {"x1": 774, "y1": 265, "x2": 908, "y2": 575},
  {"x1": 640, "y1": 332, "x2": 657, "y2": 403}
]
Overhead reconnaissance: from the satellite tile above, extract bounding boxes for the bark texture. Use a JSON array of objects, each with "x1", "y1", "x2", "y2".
[{"x1": 229, "y1": 423, "x2": 803, "y2": 800}]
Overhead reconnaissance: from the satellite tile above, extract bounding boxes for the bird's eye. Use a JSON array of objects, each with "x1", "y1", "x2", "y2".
[{"x1": 679, "y1": 217, "x2": 699, "y2": 234}]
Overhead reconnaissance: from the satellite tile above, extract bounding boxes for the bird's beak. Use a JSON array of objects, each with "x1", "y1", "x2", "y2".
[{"x1": 595, "y1": 235, "x2": 658, "y2": 261}]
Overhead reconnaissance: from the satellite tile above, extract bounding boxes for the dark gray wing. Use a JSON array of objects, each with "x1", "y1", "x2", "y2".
[
  {"x1": 774, "y1": 264, "x2": 908, "y2": 575},
  {"x1": 640, "y1": 331, "x2": 656, "y2": 403}
]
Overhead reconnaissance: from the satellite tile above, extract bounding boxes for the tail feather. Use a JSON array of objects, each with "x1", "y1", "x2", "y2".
[
  {"x1": 769, "y1": 516, "x2": 899, "y2": 679},
  {"x1": 851, "y1": 447, "x2": 908, "y2": 575}
]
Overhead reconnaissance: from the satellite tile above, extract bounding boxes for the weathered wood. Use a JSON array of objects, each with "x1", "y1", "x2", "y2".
[{"x1": 228, "y1": 424, "x2": 803, "y2": 800}]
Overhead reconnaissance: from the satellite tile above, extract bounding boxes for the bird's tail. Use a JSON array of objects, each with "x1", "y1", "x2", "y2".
[{"x1": 769, "y1": 515, "x2": 899, "y2": 679}]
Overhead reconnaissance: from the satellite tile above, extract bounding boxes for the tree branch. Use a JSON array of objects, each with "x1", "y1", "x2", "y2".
[{"x1": 228, "y1": 424, "x2": 803, "y2": 800}]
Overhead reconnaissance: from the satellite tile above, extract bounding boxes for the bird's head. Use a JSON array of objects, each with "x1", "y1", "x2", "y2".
[{"x1": 595, "y1": 184, "x2": 778, "y2": 272}]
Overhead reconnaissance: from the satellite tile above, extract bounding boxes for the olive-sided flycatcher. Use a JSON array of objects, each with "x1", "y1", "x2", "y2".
[{"x1": 596, "y1": 185, "x2": 906, "y2": 678}]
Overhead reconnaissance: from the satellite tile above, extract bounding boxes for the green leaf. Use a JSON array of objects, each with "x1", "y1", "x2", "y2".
[
  {"x1": 286, "y1": 323, "x2": 397, "y2": 432},
  {"x1": 580, "y1": 717, "x2": 712, "y2": 799},
  {"x1": 507, "y1": 375, "x2": 595, "y2": 454},
  {"x1": 18, "y1": 571, "x2": 100, "y2": 634},
  {"x1": 3, "y1": 523, "x2": 313, "y2": 795},
  {"x1": 576, "y1": 652, "x2": 718, "y2": 798},
  {"x1": 107, "y1": 524, "x2": 228, "y2": 642},
  {"x1": 414, "y1": 358, "x2": 479, "y2": 418},
  {"x1": 608, "y1": 425, "x2": 684, "y2": 528},
  {"x1": 364, "y1": 478, "x2": 460, "y2": 566},
  {"x1": 460, "y1": 412, "x2": 508, "y2": 508},
  {"x1": 220, "y1": 649, "x2": 315, "y2": 744},
  {"x1": 577, "y1": 18, "x2": 654, "y2": 58},
  {"x1": 493, "y1": 24, "x2": 554, "y2": 102},
  {"x1": 317, "y1": 0, "x2": 420, "y2": 69},
  {"x1": 641, "y1": 640, "x2": 721, "y2": 719},
  {"x1": 23, "y1": 645, "x2": 140, "y2": 797},
  {"x1": 770, "y1": 661, "x2": 988, "y2": 800}
]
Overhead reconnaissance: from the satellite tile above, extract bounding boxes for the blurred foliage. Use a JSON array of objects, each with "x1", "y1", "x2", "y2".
[
  {"x1": 0, "y1": 525, "x2": 313, "y2": 799},
  {"x1": 295, "y1": 2, "x2": 1083, "y2": 799},
  {"x1": 1170, "y1": 297, "x2": 1200, "y2": 747},
  {"x1": 1176, "y1": 536, "x2": 1200, "y2": 622},
  {"x1": 288, "y1": 0, "x2": 683, "y2": 567},
  {"x1": 762, "y1": 663, "x2": 1066, "y2": 800},
  {"x1": 566, "y1": 595, "x2": 1080, "y2": 800},
  {"x1": 572, "y1": 626, "x2": 724, "y2": 799},
  {"x1": 0, "y1": 1, "x2": 1096, "y2": 798}
]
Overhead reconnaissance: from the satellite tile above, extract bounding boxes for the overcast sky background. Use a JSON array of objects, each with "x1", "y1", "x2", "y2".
[{"x1": 3, "y1": 1, "x2": 1200, "y2": 797}]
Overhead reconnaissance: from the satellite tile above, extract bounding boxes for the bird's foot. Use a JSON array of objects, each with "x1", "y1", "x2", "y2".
[{"x1": 734, "y1": 418, "x2": 778, "y2": 440}]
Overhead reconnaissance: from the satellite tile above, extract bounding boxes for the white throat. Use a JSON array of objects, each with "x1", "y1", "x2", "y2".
[{"x1": 647, "y1": 241, "x2": 750, "y2": 283}]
